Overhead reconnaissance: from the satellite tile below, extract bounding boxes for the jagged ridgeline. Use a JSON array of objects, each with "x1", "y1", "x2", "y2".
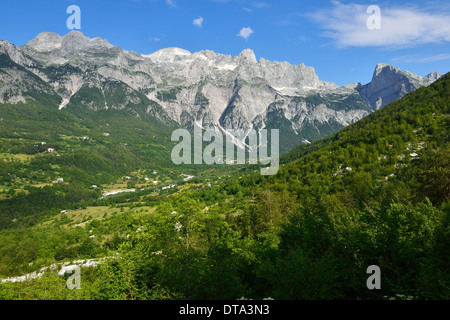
[{"x1": 0, "y1": 31, "x2": 442, "y2": 154}]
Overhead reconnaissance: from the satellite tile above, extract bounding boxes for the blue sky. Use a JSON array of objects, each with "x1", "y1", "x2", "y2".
[{"x1": 1, "y1": 0, "x2": 450, "y2": 86}]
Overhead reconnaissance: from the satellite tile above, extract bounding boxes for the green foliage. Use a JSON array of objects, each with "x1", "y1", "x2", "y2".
[
  {"x1": 156, "y1": 88, "x2": 181, "y2": 102},
  {"x1": 0, "y1": 72, "x2": 449, "y2": 300}
]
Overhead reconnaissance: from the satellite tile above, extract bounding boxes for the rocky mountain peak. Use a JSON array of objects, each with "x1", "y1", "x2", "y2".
[
  {"x1": 2, "y1": 31, "x2": 442, "y2": 153},
  {"x1": 238, "y1": 49, "x2": 257, "y2": 64},
  {"x1": 23, "y1": 31, "x2": 114, "y2": 56},
  {"x1": 357, "y1": 63, "x2": 435, "y2": 111},
  {"x1": 425, "y1": 71, "x2": 442, "y2": 81},
  {"x1": 373, "y1": 63, "x2": 397, "y2": 78},
  {"x1": 145, "y1": 47, "x2": 192, "y2": 63},
  {"x1": 62, "y1": 30, "x2": 86, "y2": 40},
  {"x1": 60, "y1": 31, "x2": 112, "y2": 50},
  {"x1": 23, "y1": 32, "x2": 63, "y2": 52},
  {"x1": 0, "y1": 40, "x2": 37, "y2": 68}
]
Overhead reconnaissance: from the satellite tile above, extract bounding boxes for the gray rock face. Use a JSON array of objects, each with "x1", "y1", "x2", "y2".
[
  {"x1": 356, "y1": 63, "x2": 433, "y2": 110},
  {"x1": 425, "y1": 71, "x2": 442, "y2": 82},
  {"x1": 0, "y1": 41, "x2": 59, "y2": 105},
  {"x1": 22, "y1": 32, "x2": 63, "y2": 52},
  {"x1": 0, "y1": 40, "x2": 38, "y2": 69},
  {"x1": 1, "y1": 31, "x2": 443, "y2": 152},
  {"x1": 239, "y1": 49, "x2": 257, "y2": 64}
]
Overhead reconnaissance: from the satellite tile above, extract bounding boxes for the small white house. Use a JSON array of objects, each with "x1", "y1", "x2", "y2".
[{"x1": 47, "y1": 148, "x2": 55, "y2": 153}]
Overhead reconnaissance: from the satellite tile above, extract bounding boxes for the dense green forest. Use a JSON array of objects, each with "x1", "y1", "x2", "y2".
[{"x1": 0, "y1": 73, "x2": 448, "y2": 300}]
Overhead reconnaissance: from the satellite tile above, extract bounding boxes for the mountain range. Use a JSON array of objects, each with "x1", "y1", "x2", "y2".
[
  {"x1": 0, "y1": 30, "x2": 449, "y2": 301},
  {"x1": 0, "y1": 31, "x2": 442, "y2": 152}
]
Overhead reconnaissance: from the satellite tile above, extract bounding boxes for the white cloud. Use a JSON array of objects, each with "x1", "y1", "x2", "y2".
[
  {"x1": 252, "y1": 1, "x2": 267, "y2": 9},
  {"x1": 414, "y1": 53, "x2": 450, "y2": 63},
  {"x1": 237, "y1": 27, "x2": 254, "y2": 40},
  {"x1": 193, "y1": 16, "x2": 204, "y2": 28},
  {"x1": 165, "y1": 0, "x2": 175, "y2": 7},
  {"x1": 309, "y1": 1, "x2": 450, "y2": 48},
  {"x1": 392, "y1": 53, "x2": 450, "y2": 64}
]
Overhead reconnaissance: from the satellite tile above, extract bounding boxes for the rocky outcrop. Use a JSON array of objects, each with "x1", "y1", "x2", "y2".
[
  {"x1": 0, "y1": 31, "x2": 442, "y2": 152},
  {"x1": 356, "y1": 63, "x2": 433, "y2": 110},
  {"x1": 425, "y1": 71, "x2": 442, "y2": 82}
]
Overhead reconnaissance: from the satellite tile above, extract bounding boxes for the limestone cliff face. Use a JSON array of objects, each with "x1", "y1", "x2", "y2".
[
  {"x1": 356, "y1": 63, "x2": 434, "y2": 111},
  {"x1": 425, "y1": 71, "x2": 442, "y2": 82},
  {"x1": 0, "y1": 31, "x2": 441, "y2": 152}
]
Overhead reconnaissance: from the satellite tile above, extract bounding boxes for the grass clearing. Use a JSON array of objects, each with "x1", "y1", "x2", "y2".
[
  {"x1": 0, "y1": 153, "x2": 36, "y2": 162},
  {"x1": 52, "y1": 205, "x2": 157, "y2": 229}
]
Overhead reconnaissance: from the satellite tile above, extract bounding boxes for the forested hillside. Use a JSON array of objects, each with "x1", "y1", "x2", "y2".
[{"x1": 0, "y1": 73, "x2": 448, "y2": 300}]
